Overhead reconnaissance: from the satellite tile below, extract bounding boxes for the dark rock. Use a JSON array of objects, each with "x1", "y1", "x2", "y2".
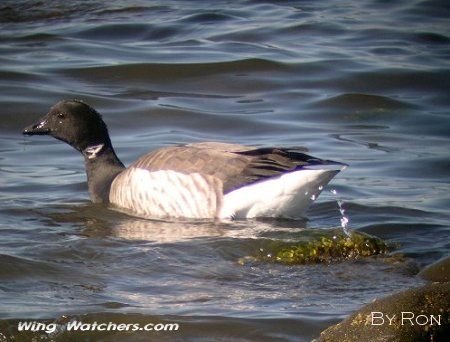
[
  {"x1": 419, "y1": 256, "x2": 450, "y2": 282},
  {"x1": 316, "y1": 282, "x2": 450, "y2": 342}
]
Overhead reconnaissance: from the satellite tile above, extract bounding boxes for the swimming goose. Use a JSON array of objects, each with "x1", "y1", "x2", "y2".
[{"x1": 23, "y1": 100, "x2": 346, "y2": 220}]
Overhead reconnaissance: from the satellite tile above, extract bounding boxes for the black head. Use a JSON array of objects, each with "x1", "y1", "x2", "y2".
[{"x1": 23, "y1": 100, "x2": 112, "y2": 153}]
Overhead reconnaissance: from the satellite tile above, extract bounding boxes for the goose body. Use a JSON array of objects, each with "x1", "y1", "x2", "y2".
[{"x1": 23, "y1": 100, "x2": 346, "y2": 220}]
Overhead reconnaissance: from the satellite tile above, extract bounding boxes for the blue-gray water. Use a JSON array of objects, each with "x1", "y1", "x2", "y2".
[{"x1": 1, "y1": 0, "x2": 449, "y2": 340}]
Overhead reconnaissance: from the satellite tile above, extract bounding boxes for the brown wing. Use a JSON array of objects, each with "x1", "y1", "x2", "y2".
[{"x1": 129, "y1": 142, "x2": 326, "y2": 193}]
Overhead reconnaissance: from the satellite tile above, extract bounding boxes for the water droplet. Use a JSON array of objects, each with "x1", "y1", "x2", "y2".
[{"x1": 329, "y1": 188, "x2": 351, "y2": 236}]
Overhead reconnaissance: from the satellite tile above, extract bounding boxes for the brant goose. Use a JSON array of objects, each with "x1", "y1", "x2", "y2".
[{"x1": 23, "y1": 100, "x2": 346, "y2": 219}]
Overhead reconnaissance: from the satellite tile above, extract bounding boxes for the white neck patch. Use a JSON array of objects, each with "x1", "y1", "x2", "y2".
[{"x1": 84, "y1": 144, "x2": 104, "y2": 159}]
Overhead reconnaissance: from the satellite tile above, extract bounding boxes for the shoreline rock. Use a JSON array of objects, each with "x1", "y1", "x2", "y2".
[
  {"x1": 315, "y1": 282, "x2": 449, "y2": 341},
  {"x1": 418, "y1": 256, "x2": 450, "y2": 283}
]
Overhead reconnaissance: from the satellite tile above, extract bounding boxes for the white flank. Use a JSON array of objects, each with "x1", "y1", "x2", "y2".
[
  {"x1": 219, "y1": 168, "x2": 340, "y2": 219},
  {"x1": 110, "y1": 165, "x2": 344, "y2": 220},
  {"x1": 110, "y1": 168, "x2": 221, "y2": 219}
]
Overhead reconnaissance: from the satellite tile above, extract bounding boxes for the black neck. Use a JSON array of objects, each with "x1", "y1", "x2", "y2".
[{"x1": 83, "y1": 144, "x2": 125, "y2": 203}]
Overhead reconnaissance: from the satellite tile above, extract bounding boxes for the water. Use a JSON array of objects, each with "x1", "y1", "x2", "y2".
[{"x1": 1, "y1": 0, "x2": 449, "y2": 340}]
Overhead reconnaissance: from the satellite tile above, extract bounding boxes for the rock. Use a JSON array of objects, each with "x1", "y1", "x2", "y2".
[
  {"x1": 240, "y1": 229, "x2": 390, "y2": 265},
  {"x1": 418, "y1": 256, "x2": 450, "y2": 282},
  {"x1": 316, "y1": 282, "x2": 450, "y2": 342}
]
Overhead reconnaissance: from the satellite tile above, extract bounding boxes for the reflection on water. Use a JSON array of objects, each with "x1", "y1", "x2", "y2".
[
  {"x1": 1, "y1": 0, "x2": 449, "y2": 340},
  {"x1": 44, "y1": 202, "x2": 309, "y2": 242}
]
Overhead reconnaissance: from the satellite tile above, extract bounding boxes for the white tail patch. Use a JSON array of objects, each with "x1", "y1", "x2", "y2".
[
  {"x1": 109, "y1": 168, "x2": 222, "y2": 219},
  {"x1": 219, "y1": 168, "x2": 340, "y2": 219}
]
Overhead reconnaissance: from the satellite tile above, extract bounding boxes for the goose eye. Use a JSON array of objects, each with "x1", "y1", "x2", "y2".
[{"x1": 57, "y1": 113, "x2": 65, "y2": 119}]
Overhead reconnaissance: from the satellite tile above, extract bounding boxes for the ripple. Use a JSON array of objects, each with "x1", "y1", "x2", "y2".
[
  {"x1": 315, "y1": 93, "x2": 415, "y2": 110},
  {"x1": 61, "y1": 58, "x2": 290, "y2": 80}
]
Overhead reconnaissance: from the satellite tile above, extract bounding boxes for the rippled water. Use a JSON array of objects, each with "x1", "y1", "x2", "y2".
[{"x1": 1, "y1": 0, "x2": 449, "y2": 340}]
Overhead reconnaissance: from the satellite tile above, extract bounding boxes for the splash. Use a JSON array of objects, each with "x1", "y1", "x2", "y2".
[
  {"x1": 330, "y1": 189, "x2": 351, "y2": 237},
  {"x1": 309, "y1": 185, "x2": 324, "y2": 201}
]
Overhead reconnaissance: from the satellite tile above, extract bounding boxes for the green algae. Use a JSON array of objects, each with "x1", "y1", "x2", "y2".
[{"x1": 241, "y1": 228, "x2": 390, "y2": 265}]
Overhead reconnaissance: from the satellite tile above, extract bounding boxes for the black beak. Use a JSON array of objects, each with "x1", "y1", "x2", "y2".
[{"x1": 23, "y1": 117, "x2": 50, "y2": 136}]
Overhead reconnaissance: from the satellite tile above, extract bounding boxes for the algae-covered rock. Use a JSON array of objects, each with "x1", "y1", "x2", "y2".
[
  {"x1": 316, "y1": 282, "x2": 450, "y2": 342},
  {"x1": 419, "y1": 256, "x2": 450, "y2": 283},
  {"x1": 241, "y1": 228, "x2": 390, "y2": 265}
]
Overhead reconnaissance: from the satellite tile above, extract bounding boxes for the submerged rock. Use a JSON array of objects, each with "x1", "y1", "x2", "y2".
[
  {"x1": 240, "y1": 229, "x2": 389, "y2": 265},
  {"x1": 418, "y1": 256, "x2": 450, "y2": 283},
  {"x1": 316, "y1": 282, "x2": 450, "y2": 342}
]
